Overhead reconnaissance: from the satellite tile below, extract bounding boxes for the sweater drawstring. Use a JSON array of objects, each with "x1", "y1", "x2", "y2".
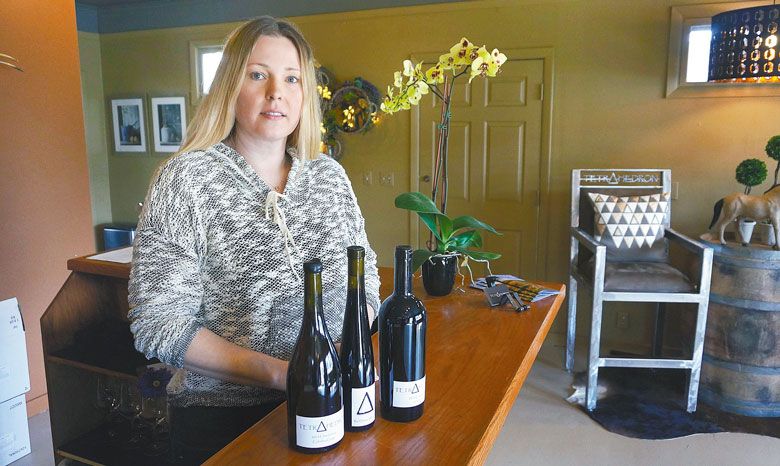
[{"x1": 264, "y1": 190, "x2": 301, "y2": 281}]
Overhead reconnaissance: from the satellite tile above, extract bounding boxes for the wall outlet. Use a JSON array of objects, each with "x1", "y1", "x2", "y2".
[
  {"x1": 362, "y1": 171, "x2": 373, "y2": 186},
  {"x1": 616, "y1": 311, "x2": 630, "y2": 330},
  {"x1": 672, "y1": 181, "x2": 679, "y2": 200},
  {"x1": 379, "y1": 172, "x2": 395, "y2": 187}
]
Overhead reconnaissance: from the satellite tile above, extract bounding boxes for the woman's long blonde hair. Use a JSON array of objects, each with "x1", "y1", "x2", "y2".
[{"x1": 178, "y1": 16, "x2": 321, "y2": 161}]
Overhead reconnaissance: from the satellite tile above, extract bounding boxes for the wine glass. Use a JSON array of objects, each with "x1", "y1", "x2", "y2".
[
  {"x1": 120, "y1": 382, "x2": 144, "y2": 450},
  {"x1": 141, "y1": 395, "x2": 169, "y2": 457}
]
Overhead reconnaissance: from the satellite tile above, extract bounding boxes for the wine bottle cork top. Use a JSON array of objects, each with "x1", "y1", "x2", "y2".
[
  {"x1": 303, "y1": 259, "x2": 322, "y2": 273},
  {"x1": 347, "y1": 245, "x2": 365, "y2": 258}
]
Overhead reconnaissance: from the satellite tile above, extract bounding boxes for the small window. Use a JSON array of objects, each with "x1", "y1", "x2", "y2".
[
  {"x1": 190, "y1": 41, "x2": 224, "y2": 104},
  {"x1": 198, "y1": 47, "x2": 223, "y2": 95},
  {"x1": 667, "y1": 2, "x2": 780, "y2": 98},
  {"x1": 685, "y1": 25, "x2": 712, "y2": 83}
]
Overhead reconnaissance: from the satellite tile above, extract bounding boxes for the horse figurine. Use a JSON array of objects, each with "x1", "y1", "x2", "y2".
[{"x1": 700, "y1": 185, "x2": 780, "y2": 249}]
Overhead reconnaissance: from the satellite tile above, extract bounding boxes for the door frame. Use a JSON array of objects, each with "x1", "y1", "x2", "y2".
[{"x1": 408, "y1": 47, "x2": 555, "y2": 279}]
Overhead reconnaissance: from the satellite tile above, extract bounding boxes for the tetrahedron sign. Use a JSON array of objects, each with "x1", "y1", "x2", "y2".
[
  {"x1": 316, "y1": 421, "x2": 327, "y2": 432},
  {"x1": 357, "y1": 393, "x2": 374, "y2": 415},
  {"x1": 411, "y1": 384, "x2": 419, "y2": 394}
]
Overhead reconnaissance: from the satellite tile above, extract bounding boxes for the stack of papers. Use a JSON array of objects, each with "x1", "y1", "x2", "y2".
[
  {"x1": 470, "y1": 274, "x2": 559, "y2": 303},
  {"x1": 87, "y1": 246, "x2": 133, "y2": 263}
]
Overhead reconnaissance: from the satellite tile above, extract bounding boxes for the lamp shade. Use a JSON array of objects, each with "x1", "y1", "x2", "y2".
[{"x1": 709, "y1": 5, "x2": 780, "y2": 82}]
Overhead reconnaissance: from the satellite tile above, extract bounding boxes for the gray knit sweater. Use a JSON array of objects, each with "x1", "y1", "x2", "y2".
[{"x1": 128, "y1": 142, "x2": 380, "y2": 407}]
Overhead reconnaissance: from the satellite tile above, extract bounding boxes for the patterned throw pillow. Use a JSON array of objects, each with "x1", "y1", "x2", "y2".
[{"x1": 587, "y1": 192, "x2": 670, "y2": 248}]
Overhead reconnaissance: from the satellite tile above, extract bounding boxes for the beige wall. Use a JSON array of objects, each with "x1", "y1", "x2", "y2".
[
  {"x1": 1, "y1": 0, "x2": 95, "y2": 416},
  {"x1": 78, "y1": 31, "x2": 113, "y2": 242},
  {"x1": 89, "y1": 0, "x2": 778, "y2": 349}
]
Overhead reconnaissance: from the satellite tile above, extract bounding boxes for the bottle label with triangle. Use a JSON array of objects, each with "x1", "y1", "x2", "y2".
[
  {"x1": 295, "y1": 408, "x2": 344, "y2": 449},
  {"x1": 350, "y1": 383, "x2": 376, "y2": 427},
  {"x1": 391, "y1": 375, "x2": 426, "y2": 408}
]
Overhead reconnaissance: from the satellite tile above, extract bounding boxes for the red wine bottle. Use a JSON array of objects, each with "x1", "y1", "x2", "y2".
[
  {"x1": 340, "y1": 246, "x2": 376, "y2": 431},
  {"x1": 379, "y1": 245, "x2": 427, "y2": 422},
  {"x1": 287, "y1": 259, "x2": 344, "y2": 453}
]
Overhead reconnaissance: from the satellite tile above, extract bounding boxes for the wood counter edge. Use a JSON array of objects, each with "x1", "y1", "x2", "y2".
[
  {"x1": 67, "y1": 255, "x2": 131, "y2": 280},
  {"x1": 467, "y1": 284, "x2": 566, "y2": 466}
]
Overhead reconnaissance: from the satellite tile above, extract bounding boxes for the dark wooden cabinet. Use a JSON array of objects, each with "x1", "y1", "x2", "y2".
[{"x1": 41, "y1": 256, "x2": 167, "y2": 465}]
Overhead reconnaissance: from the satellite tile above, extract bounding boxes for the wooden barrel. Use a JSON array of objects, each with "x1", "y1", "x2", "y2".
[{"x1": 700, "y1": 241, "x2": 780, "y2": 417}]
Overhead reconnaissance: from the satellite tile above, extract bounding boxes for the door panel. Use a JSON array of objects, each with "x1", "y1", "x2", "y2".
[
  {"x1": 417, "y1": 58, "x2": 545, "y2": 279},
  {"x1": 484, "y1": 122, "x2": 524, "y2": 202}
]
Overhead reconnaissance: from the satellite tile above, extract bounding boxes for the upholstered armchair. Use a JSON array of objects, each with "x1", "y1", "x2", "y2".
[{"x1": 565, "y1": 169, "x2": 713, "y2": 412}]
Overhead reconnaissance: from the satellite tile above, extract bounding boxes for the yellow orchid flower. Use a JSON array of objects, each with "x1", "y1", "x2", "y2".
[
  {"x1": 393, "y1": 71, "x2": 403, "y2": 88},
  {"x1": 469, "y1": 46, "x2": 506, "y2": 82},
  {"x1": 449, "y1": 37, "x2": 478, "y2": 66},
  {"x1": 402, "y1": 59, "x2": 416, "y2": 77},
  {"x1": 381, "y1": 38, "x2": 507, "y2": 118},
  {"x1": 425, "y1": 64, "x2": 445, "y2": 84},
  {"x1": 491, "y1": 48, "x2": 507, "y2": 67},
  {"x1": 381, "y1": 100, "x2": 392, "y2": 113},
  {"x1": 416, "y1": 81, "x2": 430, "y2": 99},
  {"x1": 438, "y1": 53, "x2": 456, "y2": 70},
  {"x1": 406, "y1": 86, "x2": 420, "y2": 105}
]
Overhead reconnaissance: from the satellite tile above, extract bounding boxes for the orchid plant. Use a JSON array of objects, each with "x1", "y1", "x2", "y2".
[
  {"x1": 395, "y1": 191, "x2": 502, "y2": 272},
  {"x1": 382, "y1": 38, "x2": 507, "y2": 271}
]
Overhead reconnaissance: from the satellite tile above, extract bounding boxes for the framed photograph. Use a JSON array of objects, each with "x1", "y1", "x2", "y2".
[
  {"x1": 111, "y1": 98, "x2": 147, "y2": 153},
  {"x1": 150, "y1": 97, "x2": 187, "y2": 153}
]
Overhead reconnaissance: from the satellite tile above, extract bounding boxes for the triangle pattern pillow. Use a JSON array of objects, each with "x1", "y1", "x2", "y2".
[{"x1": 587, "y1": 192, "x2": 669, "y2": 248}]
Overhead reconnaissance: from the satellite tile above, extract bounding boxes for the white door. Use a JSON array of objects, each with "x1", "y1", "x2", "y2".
[{"x1": 416, "y1": 58, "x2": 546, "y2": 279}]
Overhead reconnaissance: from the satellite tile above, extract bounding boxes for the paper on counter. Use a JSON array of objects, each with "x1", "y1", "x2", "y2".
[{"x1": 87, "y1": 246, "x2": 133, "y2": 263}]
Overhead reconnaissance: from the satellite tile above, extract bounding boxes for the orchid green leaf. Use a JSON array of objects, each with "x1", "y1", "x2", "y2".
[
  {"x1": 419, "y1": 212, "x2": 444, "y2": 243},
  {"x1": 451, "y1": 215, "x2": 501, "y2": 235},
  {"x1": 439, "y1": 216, "x2": 453, "y2": 241},
  {"x1": 395, "y1": 192, "x2": 442, "y2": 214},
  {"x1": 447, "y1": 230, "x2": 482, "y2": 249},
  {"x1": 412, "y1": 249, "x2": 436, "y2": 272}
]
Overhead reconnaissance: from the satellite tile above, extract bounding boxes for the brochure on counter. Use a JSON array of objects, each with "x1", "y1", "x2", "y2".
[{"x1": 470, "y1": 274, "x2": 560, "y2": 303}]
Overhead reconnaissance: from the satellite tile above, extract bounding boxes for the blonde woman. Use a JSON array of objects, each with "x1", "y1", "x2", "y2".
[{"x1": 128, "y1": 16, "x2": 380, "y2": 464}]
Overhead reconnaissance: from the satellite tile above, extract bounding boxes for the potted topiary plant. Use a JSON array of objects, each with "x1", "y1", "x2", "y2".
[
  {"x1": 394, "y1": 191, "x2": 501, "y2": 296},
  {"x1": 765, "y1": 135, "x2": 780, "y2": 193},
  {"x1": 736, "y1": 158, "x2": 767, "y2": 195},
  {"x1": 734, "y1": 158, "x2": 768, "y2": 244}
]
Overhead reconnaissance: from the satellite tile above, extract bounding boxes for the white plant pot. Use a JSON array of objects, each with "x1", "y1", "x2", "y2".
[{"x1": 738, "y1": 219, "x2": 757, "y2": 245}]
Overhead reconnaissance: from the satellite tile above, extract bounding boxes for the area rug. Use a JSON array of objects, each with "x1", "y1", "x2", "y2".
[{"x1": 570, "y1": 367, "x2": 780, "y2": 440}]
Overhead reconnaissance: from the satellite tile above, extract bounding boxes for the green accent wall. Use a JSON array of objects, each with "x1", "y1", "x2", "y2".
[{"x1": 78, "y1": 31, "x2": 112, "y2": 245}]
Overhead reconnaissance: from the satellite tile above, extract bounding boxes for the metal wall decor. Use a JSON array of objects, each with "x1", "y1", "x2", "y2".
[
  {"x1": 328, "y1": 80, "x2": 381, "y2": 134},
  {"x1": 316, "y1": 65, "x2": 382, "y2": 161},
  {"x1": 709, "y1": 4, "x2": 780, "y2": 83}
]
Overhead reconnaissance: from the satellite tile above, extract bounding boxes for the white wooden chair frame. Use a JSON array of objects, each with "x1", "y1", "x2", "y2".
[{"x1": 565, "y1": 169, "x2": 713, "y2": 412}]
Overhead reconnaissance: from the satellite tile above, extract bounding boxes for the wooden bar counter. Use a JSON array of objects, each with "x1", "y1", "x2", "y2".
[
  {"x1": 50, "y1": 254, "x2": 563, "y2": 465},
  {"x1": 207, "y1": 268, "x2": 565, "y2": 465}
]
